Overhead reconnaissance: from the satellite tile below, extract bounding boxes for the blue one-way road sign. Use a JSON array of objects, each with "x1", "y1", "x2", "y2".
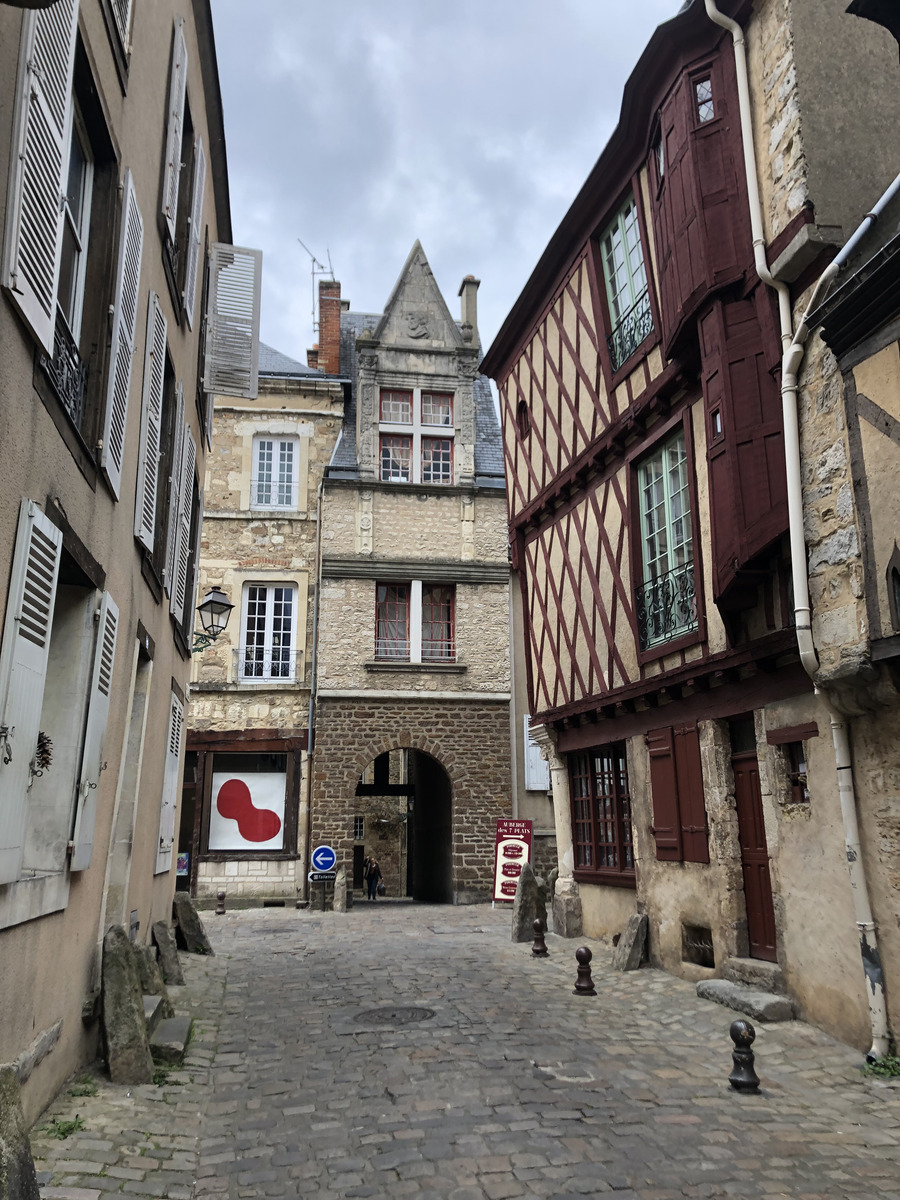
[{"x1": 311, "y1": 845, "x2": 336, "y2": 872}]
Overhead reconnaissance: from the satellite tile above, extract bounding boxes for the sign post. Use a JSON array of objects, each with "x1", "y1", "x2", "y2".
[
  {"x1": 492, "y1": 819, "x2": 533, "y2": 903},
  {"x1": 310, "y1": 846, "x2": 336, "y2": 912}
]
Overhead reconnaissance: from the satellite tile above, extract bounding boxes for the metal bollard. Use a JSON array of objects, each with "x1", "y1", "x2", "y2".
[
  {"x1": 572, "y1": 946, "x2": 596, "y2": 995},
  {"x1": 215, "y1": 890, "x2": 226, "y2": 915},
  {"x1": 728, "y1": 1019, "x2": 760, "y2": 1092},
  {"x1": 531, "y1": 918, "x2": 549, "y2": 957}
]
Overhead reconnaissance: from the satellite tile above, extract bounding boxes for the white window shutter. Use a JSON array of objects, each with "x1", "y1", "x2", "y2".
[
  {"x1": 0, "y1": 2, "x2": 79, "y2": 354},
  {"x1": 155, "y1": 692, "x2": 183, "y2": 874},
  {"x1": 203, "y1": 243, "x2": 262, "y2": 400},
  {"x1": 0, "y1": 500, "x2": 63, "y2": 884},
  {"x1": 164, "y1": 382, "x2": 185, "y2": 597},
  {"x1": 70, "y1": 591, "x2": 118, "y2": 872},
  {"x1": 161, "y1": 18, "x2": 187, "y2": 243},
  {"x1": 170, "y1": 422, "x2": 197, "y2": 619},
  {"x1": 134, "y1": 293, "x2": 167, "y2": 551},
  {"x1": 101, "y1": 169, "x2": 143, "y2": 500},
  {"x1": 183, "y1": 136, "x2": 206, "y2": 329},
  {"x1": 523, "y1": 716, "x2": 551, "y2": 791},
  {"x1": 110, "y1": 0, "x2": 133, "y2": 52}
]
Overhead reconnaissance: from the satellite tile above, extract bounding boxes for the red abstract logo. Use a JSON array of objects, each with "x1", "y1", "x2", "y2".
[{"x1": 215, "y1": 778, "x2": 282, "y2": 842}]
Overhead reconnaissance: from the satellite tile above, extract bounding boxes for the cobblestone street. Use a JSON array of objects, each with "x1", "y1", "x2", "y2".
[{"x1": 32, "y1": 903, "x2": 900, "y2": 1199}]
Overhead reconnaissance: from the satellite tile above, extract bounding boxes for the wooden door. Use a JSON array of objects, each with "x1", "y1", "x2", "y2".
[{"x1": 732, "y1": 750, "x2": 777, "y2": 962}]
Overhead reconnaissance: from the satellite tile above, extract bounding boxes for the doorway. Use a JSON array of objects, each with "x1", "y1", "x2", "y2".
[{"x1": 730, "y1": 717, "x2": 777, "y2": 962}]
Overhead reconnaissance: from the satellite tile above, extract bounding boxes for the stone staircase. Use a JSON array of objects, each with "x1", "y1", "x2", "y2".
[{"x1": 696, "y1": 956, "x2": 796, "y2": 1022}]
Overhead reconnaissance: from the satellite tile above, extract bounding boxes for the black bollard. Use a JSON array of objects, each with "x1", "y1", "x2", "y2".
[
  {"x1": 215, "y1": 890, "x2": 226, "y2": 915},
  {"x1": 532, "y1": 918, "x2": 549, "y2": 957},
  {"x1": 729, "y1": 1019, "x2": 760, "y2": 1092},
  {"x1": 573, "y1": 946, "x2": 596, "y2": 996}
]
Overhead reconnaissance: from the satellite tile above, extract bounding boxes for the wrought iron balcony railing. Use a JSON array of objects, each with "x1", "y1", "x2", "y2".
[
  {"x1": 375, "y1": 639, "x2": 410, "y2": 662},
  {"x1": 636, "y1": 562, "x2": 697, "y2": 649},
  {"x1": 607, "y1": 288, "x2": 653, "y2": 373},
  {"x1": 422, "y1": 637, "x2": 456, "y2": 662},
  {"x1": 41, "y1": 309, "x2": 87, "y2": 432},
  {"x1": 250, "y1": 478, "x2": 299, "y2": 509},
  {"x1": 234, "y1": 646, "x2": 299, "y2": 682}
]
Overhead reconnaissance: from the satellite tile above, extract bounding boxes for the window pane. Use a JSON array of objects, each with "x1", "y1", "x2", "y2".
[
  {"x1": 421, "y1": 392, "x2": 453, "y2": 426},
  {"x1": 637, "y1": 429, "x2": 697, "y2": 647},
  {"x1": 270, "y1": 586, "x2": 293, "y2": 677},
  {"x1": 696, "y1": 78, "x2": 714, "y2": 123},
  {"x1": 421, "y1": 437, "x2": 452, "y2": 485},
  {"x1": 277, "y1": 441, "x2": 294, "y2": 506},
  {"x1": 241, "y1": 584, "x2": 295, "y2": 680},
  {"x1": 255, "y1": 439, "x2": 273, "y2": 505},
  {"x1": 422, "y1": 585, "x2": 454, "y2": 661},
  {"x1": 65, "y1": 128, "x2": 88, "y2": 226},
  {"x1": 568, "y1": 744, "x2": 633, "y2": 876},
  {"x1": 376, "y1": 583, "x2": 409, "y2": 660},
  {"x1": 380, "y1": 435, "x2": 411, "y2": 482},
  {"x1": 57, "y1": 216, "x2": 79, "y2": 328},
  {"x1": 380, "y1": 390, "x2": 412, "y2": 423},
  {"x1": 243, "y1": 585, "x2": 267, "y2": 677}
]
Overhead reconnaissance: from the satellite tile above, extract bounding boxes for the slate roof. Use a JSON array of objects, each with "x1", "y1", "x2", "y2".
[
  {"x1": 258, "y1": 341, "x2": 323, "y2": 377},
  {"x1": 326, "y1": 312, "x2": 504, "y2": 488}
]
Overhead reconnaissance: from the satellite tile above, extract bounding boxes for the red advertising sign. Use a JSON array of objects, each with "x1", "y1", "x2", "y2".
[{"x1": 492, "y1": 818, "x2": 533, "y2": 902}]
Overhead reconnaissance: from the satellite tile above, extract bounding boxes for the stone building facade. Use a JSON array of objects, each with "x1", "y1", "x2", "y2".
[
  {"x1": 312, "y1": 245, "x2": 517, "y2": 903},
  {"x1": 186, "y1": 347, "x2": 344, "y2": 901},
  {"x1": 0, "y1": 0, "x2": 260, "y2": 1120},
  {"x1": 482, "y1": 0, "x2": 900, "y2": 1054}
]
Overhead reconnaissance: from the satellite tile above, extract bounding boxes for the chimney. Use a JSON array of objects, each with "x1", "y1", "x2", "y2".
[
  {"x1": 307, "y1": 344, "x2": 319, "y2": 370},
  {"x1": 458, "y1": 275, "x2": 480, "y2": 344},
  {"x1": 317, "y1": 279, "x2": 342, "y2": 374}
]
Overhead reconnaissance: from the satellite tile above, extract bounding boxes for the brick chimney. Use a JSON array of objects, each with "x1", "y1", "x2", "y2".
[
  {"x1": 317, "y1": 279, "x2": 342, "y2": 374},
  {"x1": 458, "y1": 275, "x2": 480, "y2": 344},
  {"x1": 306, "y1": 344, "x2": 319, "y2": 370}
]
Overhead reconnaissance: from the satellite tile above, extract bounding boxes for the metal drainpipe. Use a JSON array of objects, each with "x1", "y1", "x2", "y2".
[
  {"x1": 299, "y1": 477, "x2": 325, "y2": 906},
  {"x1": 705, "y1": 0, "x2": 892, "y2": 1059}
]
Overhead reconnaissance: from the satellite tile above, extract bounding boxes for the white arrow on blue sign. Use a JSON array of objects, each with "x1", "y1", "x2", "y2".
[{"x1": 311, "y1": 844, "x2": 337, "y2": 872}]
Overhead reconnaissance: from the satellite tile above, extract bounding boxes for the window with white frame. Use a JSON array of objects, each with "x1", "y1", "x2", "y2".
[
  {"x1": 379, "y1": 389, "x2": 454, "y2": 484},
  {"x1": 252, "y1": 436, "x2": 299, "y2": 509},
  {"x1": 635, "y1": 428, "x2": 697, "y2": 649},
  {"x1": 375, "y1": 582, "x2": 456, "y2": 663},
  {"x1": 600, "y1": 194, "x2": 653, "y2": 372},
  {"x1": 240, "y1": 584, "x2": 297, "y2": 681}
]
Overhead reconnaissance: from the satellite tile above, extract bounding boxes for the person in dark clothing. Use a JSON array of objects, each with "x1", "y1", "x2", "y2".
[{"x1": 365, "y1": 856, "x2": 382, "y2": 901}]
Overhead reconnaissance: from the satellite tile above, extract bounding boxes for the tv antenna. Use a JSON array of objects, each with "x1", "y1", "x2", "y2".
[{"x1": 297, "y1": 238, "x2": 334, "y2": 336}]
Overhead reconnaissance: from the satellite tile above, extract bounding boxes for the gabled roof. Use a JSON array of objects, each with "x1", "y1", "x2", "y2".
[{"x1": 372, "y1": 240, "x2": 465, "y2": 350}]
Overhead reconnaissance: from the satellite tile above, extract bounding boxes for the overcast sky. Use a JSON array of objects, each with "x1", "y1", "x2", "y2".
[{"x1": 210, "y1": 0, "x2": 679, "y2": 366}]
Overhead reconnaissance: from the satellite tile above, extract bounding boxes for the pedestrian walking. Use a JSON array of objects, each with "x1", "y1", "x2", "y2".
[{"x1": 365, "y1": 856, "x2": 382, "y2": 901}]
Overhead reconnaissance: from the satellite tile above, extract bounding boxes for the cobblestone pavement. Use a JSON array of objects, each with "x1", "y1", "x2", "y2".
[{"x1": 32, "y1": 902, "x2": 900, "y2": 1199}]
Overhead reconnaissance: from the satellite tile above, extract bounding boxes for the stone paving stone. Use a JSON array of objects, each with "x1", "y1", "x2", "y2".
[{"x1": 30, "y1": 905, "x2": 900, "y2": 1198}]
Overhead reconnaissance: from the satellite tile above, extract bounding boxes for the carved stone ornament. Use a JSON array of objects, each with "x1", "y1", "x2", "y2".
[{"x1": 405, "y1": 312, "x2": 430, "y2": 339}]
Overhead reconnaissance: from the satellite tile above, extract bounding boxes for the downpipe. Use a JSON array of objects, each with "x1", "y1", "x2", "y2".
[{"x1": 705, "y1": 0, "x2": 892, "y2": 1059}]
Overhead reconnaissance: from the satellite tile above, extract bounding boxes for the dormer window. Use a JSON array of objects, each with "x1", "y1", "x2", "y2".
[{"x1": 379, "y1": 388, "x2": 455, "y2": 484}]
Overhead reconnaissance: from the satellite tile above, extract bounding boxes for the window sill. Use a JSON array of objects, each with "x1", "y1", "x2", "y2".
[
  {"x1": 191, "y1": 679, "x2": 307, "y2": 692},
  {"x1": 608, "y1": 328, "x2": 659, "y2": 388},
  {"x1": 365, "y1": 661, "x2": 466, "y2": 674},
  {"x1": 637, "y1": 623, "x2": 703, "y2": 666},
  {"x1": 573, "y1": 869, "x2": 637, "y2": 890}
]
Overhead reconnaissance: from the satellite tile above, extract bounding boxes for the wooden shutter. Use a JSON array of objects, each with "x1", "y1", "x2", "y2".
[
  {"x1": 646, "y1": 726, "x2": 682, "y2": 861},
  {"x1": 0, "y1": 500, "x2": 62, "y2": 884},
  {"x1": 164, "y1": 382, "x2": 185, "y2": 597},
  {"x1": 170, "y1": 421, "x2": 196, "y2": 619},
  {"x1": 0, "y1": 1, "x2": 79, "y2": 354},
  {"x1": 203, "y1": 243, "x2": 262, "y2": 400},
  {"x1": 134, "y1": 293, "x2": 167, "y2": 551},
  {"x1": 155, "y1": 692, "x2": 183, "y2": 873},
  {"x1": 101, "y1": 169, "x2": 144, "y2": 500},
  {"x1": 673, "y1": 722, "x2": 709, "y2": 864},
  {"x1": 161, "y1": 18, "x2": 187, "y2": 243},
  {"x1": 183, "y1": 136, "x2": 206, "y2": 328},
  {"x1": 70, "y1": 591, "x2": 118, "y2": 871}
]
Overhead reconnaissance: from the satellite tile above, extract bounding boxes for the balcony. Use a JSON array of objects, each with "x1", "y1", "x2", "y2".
[
  {"x1": 635, "y1": 562, "x2": 697, "y2": 650},
  {"x1": 607, "y1": 288, "x2": 653, "y2": 373},
  {"x1": 41, "y1": 309, "x2": 87, "y2": 432}
]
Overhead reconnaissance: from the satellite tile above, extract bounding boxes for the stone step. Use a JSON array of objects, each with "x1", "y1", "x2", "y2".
[
  {"x1": 142, "y1": 994, "x2": 167, "y2": 1036},
  {"x1": 721, "y1": 956, "x2": 785, "y2": 993},
  {"x1": 696, "y1": 979, "x2": 795, "y2": 1023},
  {"x1": 149, "y1": 1015, "x2": 192, "y2": 1066}
]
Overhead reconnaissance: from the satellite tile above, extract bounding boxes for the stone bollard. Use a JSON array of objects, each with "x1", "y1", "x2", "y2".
[
  {"x1": 728, "y1": 1019, "x2": 760, "y2": 1092},
  {"x1": 215, "y1": 890, "x2": 226, "y2": 915},
  {"x1": 572, "y1": 946, "x2": 596, "y2": 996},
  {"x1": 531, "y1": 918, "x2": 548, "y2": 957}
]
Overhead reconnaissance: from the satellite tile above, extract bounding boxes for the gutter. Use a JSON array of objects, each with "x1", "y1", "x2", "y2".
[{"x1": 705, "y1": 0, "x2": 892, "y2": 1060}]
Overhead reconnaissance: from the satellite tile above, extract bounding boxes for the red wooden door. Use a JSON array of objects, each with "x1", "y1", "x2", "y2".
[{"x1": 732, "y1": 750, "x2": 777, "y2": 962}]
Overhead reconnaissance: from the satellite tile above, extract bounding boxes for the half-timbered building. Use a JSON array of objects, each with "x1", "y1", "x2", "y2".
[{"x1": 481, "y1": 0, "x2": 900, "y2": 1051}]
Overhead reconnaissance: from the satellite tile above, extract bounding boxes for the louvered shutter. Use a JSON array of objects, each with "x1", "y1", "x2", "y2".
[
  {"x1": 134, "y1": 293, "x2": 167, "y2": 551},
  {"x1": 0, "y1": 500, "x2": 62, "y2": 884},
  {"x1": 204, "y1": 243, "x2": 262, "y2": 400},
  {"x1": 170, "y1": 422, "x2": 196, "y2": 619},
  {"x1": 155, "y1": 692, "x2": 183, "y2": 873},
  {"x1": 70, "y1": 591, "x2": 118, "y2": 871},
  {"x1": 161, "y1": 18, "x2": 187, "y2": 243},
  {"x1": 164, "y1": 382, "x2": 185, "y2": 597},
  {"x1": 101, "y1": 169, "x2": 143, "y2": 500},
  {"x1": 110, "y1": 0, "x2": 133, "y2": 51},
  {"x1": 673, "y1": 723, "x2": 709, "y2": 864},
  {"x1": 0, "y1": 2, "x2": 79, "y2": 354},
  {"x1": 183, "y1": 137, "x2": 206, "y2": 328},
  {"x1": 646, "y1": 726, "x2": 682, "y2": 862}
]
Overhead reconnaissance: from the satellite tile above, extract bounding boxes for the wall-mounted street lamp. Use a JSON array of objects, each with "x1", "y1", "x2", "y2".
[{"x1": 191, "y1": 587, "x2": 235, "y2": 652}]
